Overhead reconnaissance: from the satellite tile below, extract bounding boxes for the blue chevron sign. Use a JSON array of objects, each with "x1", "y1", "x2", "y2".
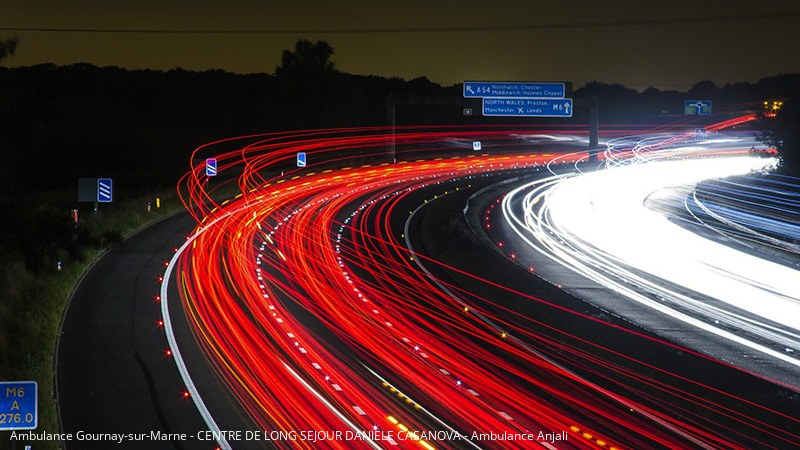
[{"x1": 97, "y1": 178, "x2": 113, "y2": 203}]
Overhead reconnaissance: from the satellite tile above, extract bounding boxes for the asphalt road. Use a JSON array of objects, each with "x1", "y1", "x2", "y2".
[
  {"x1": 56, "y1": 212, "x2": 219, "y2": 450},
  {"x1": 52, "y1": 161, "x2": 800, "y2": 449},
  {"x1": 484, "y1": 170, "x2": 800, "y2": 384},
  {"x1": 408, "y1": 168, "x2": 800, "y2": 448}
]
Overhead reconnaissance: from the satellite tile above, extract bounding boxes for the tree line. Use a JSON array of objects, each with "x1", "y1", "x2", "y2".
[
  {"x1": 1, "y1": 39, "x2": 797, "y2": 194},
  {"x1": 0, "y1": 37, "x2": 796, "y2": 275}
]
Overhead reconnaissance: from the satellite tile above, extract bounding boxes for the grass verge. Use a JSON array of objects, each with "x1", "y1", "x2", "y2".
[{"x1": 0, "y1": 189, "x2": 185, "y2": 449}]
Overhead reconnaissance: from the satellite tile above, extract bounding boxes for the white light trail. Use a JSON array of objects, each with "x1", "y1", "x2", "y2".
[{"x1": 502, "y1": 140, "x2": 800, "y2": 370}]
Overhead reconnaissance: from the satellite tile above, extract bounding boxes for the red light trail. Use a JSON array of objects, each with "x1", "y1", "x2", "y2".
[{"x1": 160, "y1": 124, "x2": 799, "y2": 449}]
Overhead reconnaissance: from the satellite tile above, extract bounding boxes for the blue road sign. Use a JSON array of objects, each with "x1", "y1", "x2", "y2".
[
  {"x1": 464, "y1": 82, "x2": 565, "y2": 99},
  {"x1": 482, "y1": 98, "x2": 573, "y2": 117},
  {"x1": 97, "y1": 178, "x2": 113, "y2": 203},
  {"x1": 684, "y1": 100, "x2": 712, "y2": 115},
  {"x1": 297, "y1": 152, "x2": 307, "y2": 167},
  {"x1": 0, "y1": 381, "x2": 37, "y2": 430},
  {"x1": 205, "y1": 158, "x2": 217, "y2": 177}
]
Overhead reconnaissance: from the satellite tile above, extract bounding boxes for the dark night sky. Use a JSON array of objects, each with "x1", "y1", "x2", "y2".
[{"x1": 2, "y1": 0, "x2": 800, "y2": 91}]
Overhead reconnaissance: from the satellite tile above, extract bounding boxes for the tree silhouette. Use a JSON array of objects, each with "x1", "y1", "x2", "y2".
[
  {"x1": 0, "y1": 36, "x2": 17, "y2": 64},
  {"x1": 688, "y1": 80, "x2": 719, "y2": 98},
  {"x1": 757, "y1": 97, "x2": 799, "y2": 173},
  {"x1": 276, "y1": 39, "x2": 335, "y2": 76},
  {"x1": 271, "y1": 39, "x2": 367, "y2": 130}
]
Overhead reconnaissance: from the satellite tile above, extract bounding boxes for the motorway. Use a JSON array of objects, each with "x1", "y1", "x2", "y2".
[
  {"x1": 57, "y1": 212, "x2": 262, "y2": 449},
  {"x1": 57, "y1": 122, "x2": 800, "y2": 449},
  {"x1": 494, "y1": 132, "x2": 800, "y2": 383},
  {"x1": 57, "y1": 213, "x2": 212, "y2": 449}
]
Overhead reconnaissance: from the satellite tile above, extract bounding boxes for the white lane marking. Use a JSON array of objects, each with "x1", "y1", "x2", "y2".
[
  {"x1": 282, "y1": 362, "x2": 382, "y2": 450},
  {"x1": 162, "y1": 226, "x2": 231, "y2": 450}
]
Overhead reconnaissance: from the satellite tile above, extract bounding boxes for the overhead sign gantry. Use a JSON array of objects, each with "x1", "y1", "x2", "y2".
[{"x1": 464, "y1": 81, "x2": 573, "y2": 117}]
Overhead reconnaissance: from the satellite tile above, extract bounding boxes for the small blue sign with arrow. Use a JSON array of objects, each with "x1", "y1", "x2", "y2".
[
  {"x1": 482, "y1": 98, "x2": 573, "y2": 117},
  {"x1": 464, "y1": 82, "x2": 565, "y2": 99}
]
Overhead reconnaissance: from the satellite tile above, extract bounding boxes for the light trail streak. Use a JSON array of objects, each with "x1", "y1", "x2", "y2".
[
  {"x1": 160, "y1": 219, "x2": 232, "y2": 450},
  {"x1": 161, "y1": 123, "x2": 800, "y2": 449},
  {"x1": 501, "y1": 128, "x2": 800, "y2": 370},
  {"x1": 282, "y1": 361, "x2": 383, "y2": 450},
  {"x1": 404, "y1": 192, "x2": 718, "y2": 450},
  {"x1": 687, "y1": 173, "x2": 800, "y2": 254}
]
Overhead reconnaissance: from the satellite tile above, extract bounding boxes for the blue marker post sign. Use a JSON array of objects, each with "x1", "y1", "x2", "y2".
[
  {"x1": 483, "y1": 98, "x2": 573, "y2": 117},
  {"x1": 297, "y1": 152, "x2": 307, "y2": 167},
  {"x1": 464, "y1": 82, "x2": 565, "y2": 99},
  {"x1": 0, "y1": 381, "x2": 37, "y2": 430},
  {"x1": 205, "y1": 158, "x2": 218, "y2": 177},
  {"x1": 97, "y1": 178, "x2": 113, "y2": 203}
]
